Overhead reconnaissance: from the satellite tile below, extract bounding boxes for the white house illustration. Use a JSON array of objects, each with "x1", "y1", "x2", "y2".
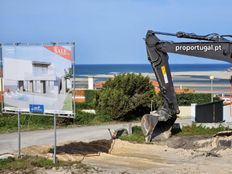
[{"x1": 4, "y1": 58, "x2": 65, "y2": 95}]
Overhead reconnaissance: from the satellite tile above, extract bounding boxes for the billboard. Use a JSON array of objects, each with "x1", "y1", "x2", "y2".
[{"x1": 1, "y1": 43, "x2": 75, "y2": 116}]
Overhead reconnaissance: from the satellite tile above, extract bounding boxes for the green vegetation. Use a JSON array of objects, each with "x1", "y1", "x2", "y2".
[
  {"x1": 120, "y1": 126, "x2": 144, "y2": 143},
  {"x1": 0, "y1": 156, "x2": 79, "y2": 171},
  {"x1": 120, "y1": 125, "x2": 231, "y2": 143},
  {"x1": 0, "y1": 73, "x2": 225, "y2": 133},
  {"x1": 153, "y1": 93, "x2": 220, "y2": 107},
  {"x1": 75, "y1": 110, "x2": 112, "y2": 125},
  {"x1": 0, "y1": 110, "x2": 113, "y2": 133},
  {"x1": 75, "y1": 90, "x2": 97, "y2": 110},
  {"x1": 95, "y1": 73, "x2": 157, "y2": 120},
  {"x1": 172, "y1": 124, "x2": 231, "y2": 136},
  {"x1": 85, "y1": 90, "x2": 97, "y2": 104},
  {"x1": 0, "y1": 114, "x2": 71, "y2": 133},
  {"x1": 176, "y1": 93, "x2": 218, "y2": 106}
]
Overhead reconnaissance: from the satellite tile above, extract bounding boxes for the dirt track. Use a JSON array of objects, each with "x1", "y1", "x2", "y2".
[{"x1": 19, "y1": 134, "x2": 232, "y2": 174}]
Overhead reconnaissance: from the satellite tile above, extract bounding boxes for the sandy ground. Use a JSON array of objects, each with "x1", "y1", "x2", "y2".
[{"x1": 17, "y1": 134, "x2": 232, "y2": 174}]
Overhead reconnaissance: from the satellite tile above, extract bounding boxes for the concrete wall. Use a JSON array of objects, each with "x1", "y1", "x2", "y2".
[
  {"x1": 178, "y1": 106, "x2": 191, "y2": 118},
  {"x1": 72, "y1": 77, "x2": 95, "y2": 90},
  {"x1": 223, "y1": 105, "x2": 232, "y2": 122},
  {"x1": 88, "y1": 77, "x2": 94, "y2": 90}
]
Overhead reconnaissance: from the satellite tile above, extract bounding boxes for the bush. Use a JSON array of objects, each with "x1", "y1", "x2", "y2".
[
  {"x1": 75, "y1": 111, "x2": 112, "y2": 125},
  {"x1": 149, "y1": 93, "x2": 218, "y2": 107},
  {"x1": 85, "y1": 90, "x2": 97, "y2": 103},
  {"x1": 75, "y1": 102, "x2": 92, "y2": 110},
  {"x1": 95, "y1": 73, "x2": 156, "y2": 121},
  {"x1": 75, "y1": 90, "x2": 97, "y2": 110},
  {"x1": 176, "y1": 93, "x2": 211, "y2": 106}
]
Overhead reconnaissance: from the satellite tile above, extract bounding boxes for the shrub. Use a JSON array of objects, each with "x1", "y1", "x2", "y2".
[
  {"x1": 176, "y1": 93, "x2": 211, "y2": 106},
  {"x1": 75, "y1": 102, "x2": 92, "y2": 110},
  {"x1": 75, "y1": 111, "x2": 112, "y2": 125},
  {"x1": 85, "y1": 90, "x2": 97, "y2": 103},
  {"x1": 75, "y1": 90, "x2": 97, "y2": 110},
  {"x1": 95, "y1": 73, "x2": 156, "y2": 120},
  {"x1": 150, "y1": 93, "x2": 218, "y2": 107}
]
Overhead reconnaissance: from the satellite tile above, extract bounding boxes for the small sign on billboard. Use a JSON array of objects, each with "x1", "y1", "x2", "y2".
[{"x1": 29, "y1": 104, "x2": 44, "y2": 113}]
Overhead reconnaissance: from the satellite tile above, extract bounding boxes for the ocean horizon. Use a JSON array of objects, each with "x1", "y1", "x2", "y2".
[{"x1": 75, "y1": 64, "x2": 232, "y2": 76}]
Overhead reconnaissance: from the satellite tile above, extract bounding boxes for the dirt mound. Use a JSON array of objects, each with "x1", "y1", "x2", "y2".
[
  {"x1": 166, "y1": 135, "x2": 211, "y2": 149},
  {"x1": 49, "y1": 139, "x2": 112, "y2": 155},
  {"x1": 21, "y1": 138, "x2": 232, "y2": 173},
  {"x1": 163, "y1": 133, "x2": 232, "y2": 151}
]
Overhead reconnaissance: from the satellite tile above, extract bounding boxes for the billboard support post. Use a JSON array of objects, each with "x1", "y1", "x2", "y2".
[
  {"x1": 17, "y1": 111, "x2": 21, "y2": 158},
  {"x1": 53, "y1": 113, "x2": 57, "y2": 164}
]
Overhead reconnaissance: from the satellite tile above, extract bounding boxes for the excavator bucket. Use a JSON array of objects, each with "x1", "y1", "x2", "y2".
[{"x1": 141, "y1": 114, "x2": 176, "y2": 142}]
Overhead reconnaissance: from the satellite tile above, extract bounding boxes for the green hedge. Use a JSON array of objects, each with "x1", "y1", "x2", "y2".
[
  {"x1": 85, "y1": 90, "x2": 97, "y2": 103},
  {"x1": 76, "y1": 91, "x2": 215, "y2": 109},
  {"x1": 75, "y1": 102, "x2": 92, "y2": 110},
  {"x1": 176, "y1": 93, "x2": 211, "y2": 106},
  {"x1": 75, "y1": 90, "x2": 97, "y2": 110},
  {"x1": 75, "y1": 111, "x2": 112, "y2": 125}
]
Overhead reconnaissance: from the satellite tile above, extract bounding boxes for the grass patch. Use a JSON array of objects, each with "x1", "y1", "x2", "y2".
[
  {"x1": 0, "y1": 110, "x2": 112, "y2": 134},
  {"x1": 75, "y1": 111, "x2": 112, "y2": 125},
  {"x1": 120, "y1": 124, "x2": 232, "y2": 143},
  {"x1": 0, "y1": 156, "x2": 75, "y2": 171},
  {"x1": 120, "y1": 126, "x2": 144, "y2": 143},
  {"x1": 172, "y1": 124, "x2": 231, "y2": 136},
  {"x1": 0, "y1": 114, "x2": 72, "y2": 133}
]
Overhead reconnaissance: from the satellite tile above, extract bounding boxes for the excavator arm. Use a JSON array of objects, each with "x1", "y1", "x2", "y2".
[{"x1": 142, "y1": 30, "x2": 232, "y2": 142}]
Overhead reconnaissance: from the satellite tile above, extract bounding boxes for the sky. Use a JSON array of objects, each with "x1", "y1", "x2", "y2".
[{"x1": 0, "y1": 0, "x2": 232, "y2": 64}]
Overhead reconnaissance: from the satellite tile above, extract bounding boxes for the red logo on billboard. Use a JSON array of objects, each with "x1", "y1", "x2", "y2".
[{"x1": 44, "y1": 46, "x2": 72, "y2": 61}]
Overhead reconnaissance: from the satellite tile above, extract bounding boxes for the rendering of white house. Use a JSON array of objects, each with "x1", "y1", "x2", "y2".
[
  {"x1": 2, "y1": 44, "x2": 74, "y2": 114},
  {"x1": 4, "y1": 58, "x2": 65, "y2": 95}
]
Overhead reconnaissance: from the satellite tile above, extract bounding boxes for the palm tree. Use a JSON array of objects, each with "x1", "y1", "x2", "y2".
[{"x1": 64, "y1": 68, "x2": 73, "y2": 92}]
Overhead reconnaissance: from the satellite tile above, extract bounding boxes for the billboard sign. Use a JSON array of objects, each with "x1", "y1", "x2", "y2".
[
  {"x1": 1, "y1": 43, "x2": 75, "y2": 116},
  {"x1": 29, "y1": 104, "x2": 44, "y2": 113}
]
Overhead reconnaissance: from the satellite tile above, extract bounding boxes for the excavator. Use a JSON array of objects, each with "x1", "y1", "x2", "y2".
[{"x1": 141, "y1": 30, "x2": 232, "y2": 142}]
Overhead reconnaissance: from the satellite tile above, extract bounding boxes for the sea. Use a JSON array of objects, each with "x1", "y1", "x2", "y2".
[
  {"x1": 75, "y1": 64, "x2": 232, "y2": 76},
  {"x1": 74, "y1": 64, "x2": 232, "y2": 94}
]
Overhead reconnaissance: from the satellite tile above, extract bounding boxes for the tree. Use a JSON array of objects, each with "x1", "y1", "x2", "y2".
[
  {"x1": 95, "y1": 73, "x2": 157, "y2": 120},
  {"x1": 64, "y1": 68, "x2": 73, "y2": 80},
  {"x1": 64, "y1": 68, "x2": 73, "y2": 91}
]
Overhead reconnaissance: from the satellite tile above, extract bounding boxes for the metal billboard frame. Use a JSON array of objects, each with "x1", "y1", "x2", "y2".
[
  {"x1": 0, "y1": 42, "x2": 76, "y2": 118},
  {"x1": 0, "y1": 42, "x2": 76, "y2": 163}
]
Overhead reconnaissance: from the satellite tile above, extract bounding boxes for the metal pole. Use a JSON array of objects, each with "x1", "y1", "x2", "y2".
[
  {"x1": 211, "y1": 79, "x2": 213, "y2": 102},
  {"x1": 72, "y1": 43, "x2": 76, "y2": 118},
  {"x1": 230, "y1": 76, "x2": 232, "y2": 118},
  {"x1": 17, "y1": 111, "x2": 21, "y2": 158},
  {"x1": 150, "y1": 100, "x2": 153, "y2": 112},
  {"x1": 53, "y1": 113, "x2": 57, "y2": 164}
]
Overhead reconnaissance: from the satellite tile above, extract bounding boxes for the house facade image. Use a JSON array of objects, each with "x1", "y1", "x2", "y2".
[
  {"x1": 4, "y1": 58, "x2": 65, "y2": 95},
  {"x1": 3, "y1": 57, "x2": 72, "y2": 113}
]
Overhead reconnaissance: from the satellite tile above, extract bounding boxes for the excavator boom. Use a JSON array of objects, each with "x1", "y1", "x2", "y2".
[{"x1": 142, "y1": 30, "x2": 232, "y2": 142}]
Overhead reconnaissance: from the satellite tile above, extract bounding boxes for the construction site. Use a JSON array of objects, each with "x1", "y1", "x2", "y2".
[{"x1": 1, "y1": 1, "x2": 232, "y2": 174}]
